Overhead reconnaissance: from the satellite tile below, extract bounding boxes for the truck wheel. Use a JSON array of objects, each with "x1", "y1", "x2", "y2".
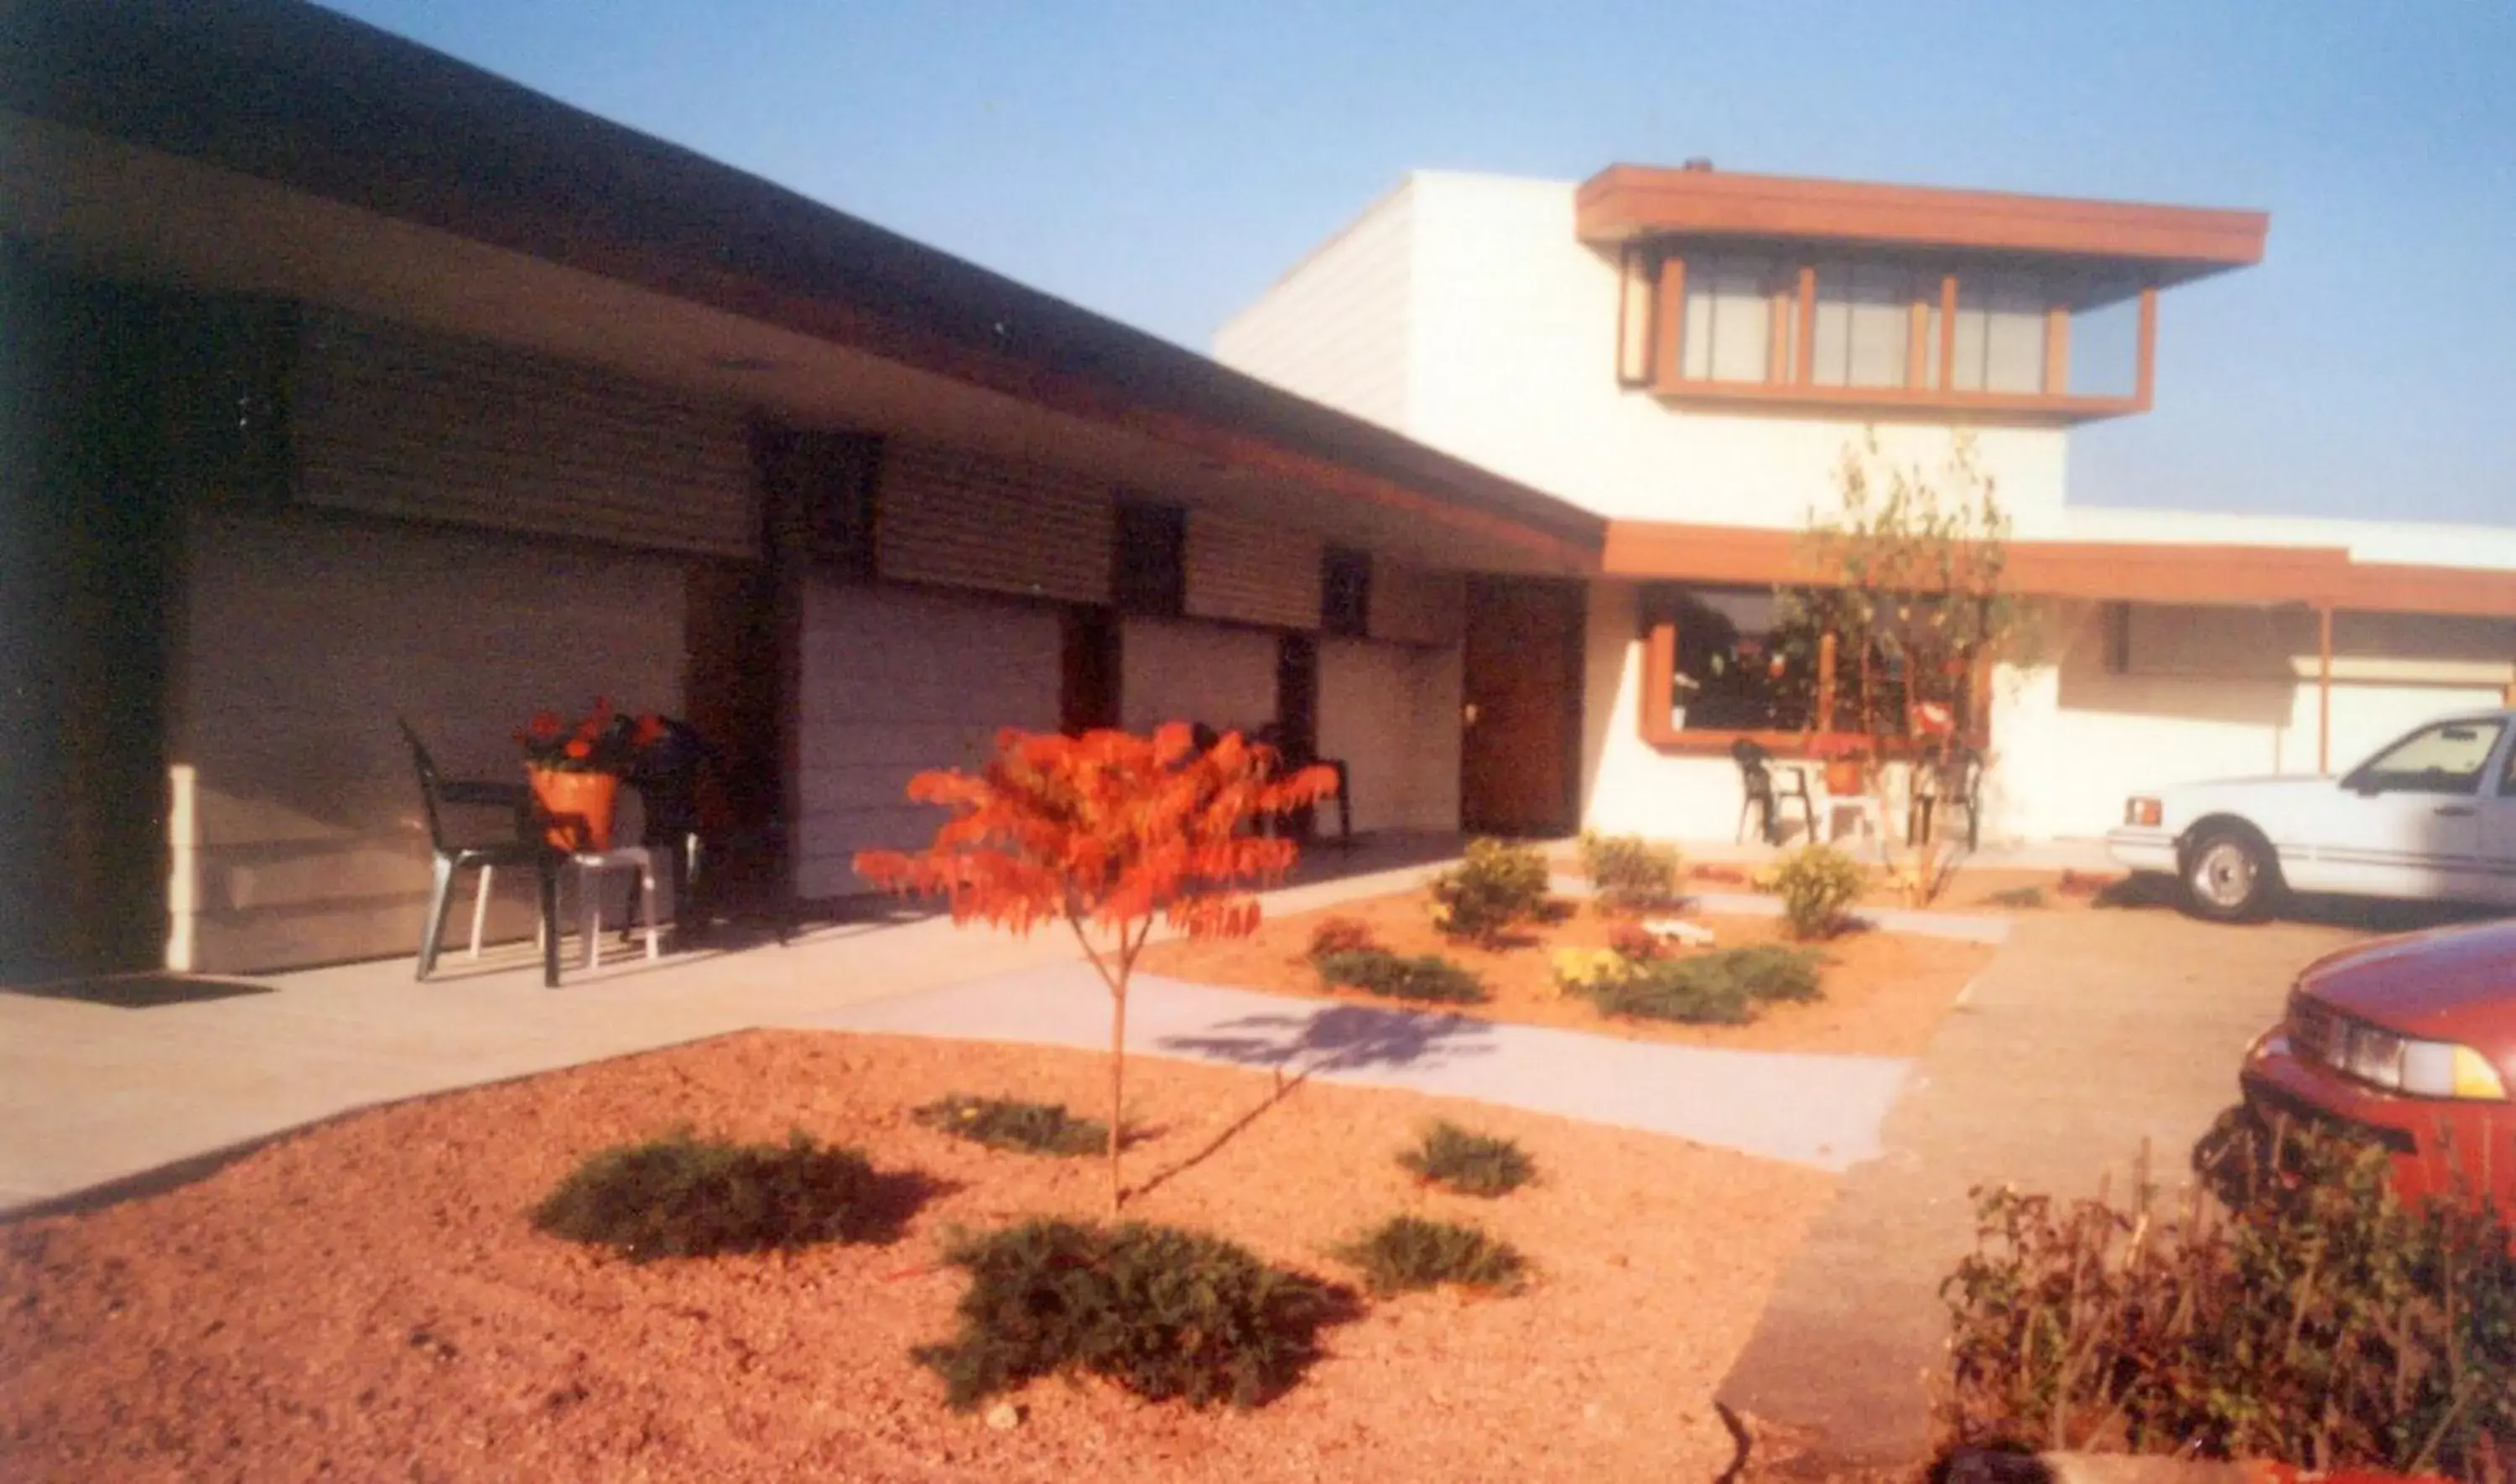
[{"x1": 2183, "y1": 828, "x2": 2279, "y2": 923}]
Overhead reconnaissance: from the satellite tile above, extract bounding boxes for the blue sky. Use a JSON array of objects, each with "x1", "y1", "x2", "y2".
[{"x1": 321, "y1": 0, "x2": 2516, "y2": 526}]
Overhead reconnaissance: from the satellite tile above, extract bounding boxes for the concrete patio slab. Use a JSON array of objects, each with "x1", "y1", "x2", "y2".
[
  {"x1": 791, "y1": 964, "x2": 1916, "y2": 1172},
  {"x1": 0, "y1": 845, "x2": 1475, "y2": 1216}
]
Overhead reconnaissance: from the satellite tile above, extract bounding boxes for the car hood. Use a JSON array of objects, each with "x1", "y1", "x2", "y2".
[
  {"x1": 2175, "y1": 775, "x2": 2327, "y2": 796},
  {"x1": 2299, "y1": 921, "x2": 2516, "y2": 1048}
]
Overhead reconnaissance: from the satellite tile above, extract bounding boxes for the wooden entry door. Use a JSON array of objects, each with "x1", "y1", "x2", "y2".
[{"x1": 1459, "y1": 577, "x2": 1583, "y2": 836}]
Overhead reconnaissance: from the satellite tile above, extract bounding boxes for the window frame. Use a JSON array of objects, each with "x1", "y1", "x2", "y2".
[
  {"x1": 1636, "y1": 604, "x2": 1994, "y2": 759},
  {"x1": 1633, "y1": 246, "x2": 2159, "y2": 425}
]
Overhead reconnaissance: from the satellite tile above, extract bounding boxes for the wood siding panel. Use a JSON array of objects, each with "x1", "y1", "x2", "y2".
[
  {"x1": 875, "y1": 442, "x2": 1114, "y2": 604},
  {"x1": 1369, "y1": 561, "x2": 1466, "y2": 646},
  {"x1": 1119, "y1": 620, "x2": 1280, "y2": 735},
  {"x1": 1184, "y1": 508, "x2": 1322, "y2": 630},
  {"x1": 294, "y1": 313, "x2": 756, "y2": 558}
]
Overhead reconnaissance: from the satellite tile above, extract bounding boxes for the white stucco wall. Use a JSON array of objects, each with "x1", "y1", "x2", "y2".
[
  {"x1": 1214, "y1": 181, "x2": 1416, "y2": 437},
  {"x1": 1320, "y1": 636, "x2": 1463, "y2": 833},
  {"x1": 1396, "y1": 172, "x2": 2073, "y2": 533},
  {"x1": 1992, "y1": 603, "x2": 2513, "y2": 841},
  {"x1": 1578, "y1": 586, "x2": 2513, "y2": 847},
  {"x1": 1577, "y1": 581, "x2": 1753, "y2": 841},
  {"x1": 1223, "y1": 169, "x2": 2516, "y2": 847}
]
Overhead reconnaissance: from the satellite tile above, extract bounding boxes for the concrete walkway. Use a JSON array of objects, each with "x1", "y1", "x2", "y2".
[
  {"x1": 1715, "y1": 905, "x2": 2373, "y2": 1465},
  {"x1": 0, "y1": 848, "x2": 1470, "y2": 1216},
  {"x1": 792, "y1": 966, "x2": 1914, "y2": 1172}
]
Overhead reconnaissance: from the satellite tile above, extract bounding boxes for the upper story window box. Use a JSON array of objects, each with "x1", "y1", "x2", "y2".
[{"x1": 1592, "y1": 165, "x2": 2267, "y2": 427}]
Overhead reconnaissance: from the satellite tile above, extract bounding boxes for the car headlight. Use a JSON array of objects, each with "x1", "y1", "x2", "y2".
[
  {"x1": 2290, "y1": 996, "x2": 2508, "y2": 1099},
  {"x1": 2124, "y1": 796, "x2": 2162, "y2": 828}
]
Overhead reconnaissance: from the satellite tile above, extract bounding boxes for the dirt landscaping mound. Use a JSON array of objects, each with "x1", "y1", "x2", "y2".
[{"x1": 1, "y1": 1030, "x2": 1832, "y2": 1483}]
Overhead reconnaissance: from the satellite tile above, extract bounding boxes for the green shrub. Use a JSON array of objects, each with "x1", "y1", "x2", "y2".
[
  {"x1": 1983, "y1": 885, "x2": 2046, "y2": 910},
  {"x1": 1940, "y1": 1118, "x2": 2516, "y2": 1476},
  {"x1": 1427, "y1": 838, "x2": 1552, "y2": 943},
  {"x1": 913, "y1": 1219, "x2": 1354, "y2": 1409},
  {"x1": 1572, "y1": 944, "x2": 1822, "y2": 1025},
  {"x1": 531, "y1": 1129, "x2": 893, "y2": 1262},
  {"x1": 1770, "y1": 843, "x2": 1867, "y2": 940},
  {"x1": 1314, "y1": 947, "x2": 1489, "y2": 1004},
  {"x1": 1397, "y1": 1121, "x2": 1535, "y2": 1197},
  {"x1": 1335, "y1": 1215, "x2": 1526, "y2": 1295},
  {"x1": 912, "y1": 1093, "x2": 1107, "y2": 1158},
  {"x1": 1578, "y1": 831, "x2": 1683, "y2": 914},
  {"x1": 1306, "y1": 916, "x2": 1380, "y2": 958}
]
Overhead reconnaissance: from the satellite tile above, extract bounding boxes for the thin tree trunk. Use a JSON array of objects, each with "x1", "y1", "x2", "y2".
[{"x1": 1108, "y1": 978, "x2": 1127, "y2": 1215}]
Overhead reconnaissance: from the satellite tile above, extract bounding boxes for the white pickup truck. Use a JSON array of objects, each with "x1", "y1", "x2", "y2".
[{"x1": 2106, "y1": 709, "x2": 2516, "y2": 921}]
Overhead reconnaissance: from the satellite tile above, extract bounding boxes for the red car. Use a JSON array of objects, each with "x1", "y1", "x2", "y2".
[{"x1": 2241, "y1": 919, "x2": 2516, "y2": 1211}]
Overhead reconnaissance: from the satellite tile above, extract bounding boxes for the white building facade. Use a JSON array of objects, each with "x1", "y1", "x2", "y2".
[{"x1": 1220, "y1": 167, "x2": 2516, "y2": 845}]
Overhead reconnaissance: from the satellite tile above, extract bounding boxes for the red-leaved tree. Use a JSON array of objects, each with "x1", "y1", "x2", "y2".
[{"x1": 854, "y1": 724, "x2": 1339, "y2": 1212}]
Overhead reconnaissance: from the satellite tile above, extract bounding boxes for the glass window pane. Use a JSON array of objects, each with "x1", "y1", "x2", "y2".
[
  {"x1": 1952, "y1": 289, "x2": 1988, "y2": 391},
  {"x1": 1845, "y1": 264, "x2": 1910, "y2": 387},
  {"x1": 1982, "y1": 272, "x2": 2046, "y2": 393},
  {"x1": 1664, "y1": 584, "x2": 1814, "y2": 732},
  {"x1": 1809, "y1": 260, "x2": 1851, "y2": 387},
  {"x1": 2360, "y1": 722, "x2": 2505, "y2": 795},
  {"x1": 1705, "y1": 259, "x2": 1772, "y2": 382},
  {"x1": 1681, "y1": 276, "x2": 1714, "y2": 381}
]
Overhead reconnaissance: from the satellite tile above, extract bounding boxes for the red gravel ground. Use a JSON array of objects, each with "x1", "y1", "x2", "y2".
[{"x1": 1, "y1": 1030, "x2": 1836, "y2": 1482}]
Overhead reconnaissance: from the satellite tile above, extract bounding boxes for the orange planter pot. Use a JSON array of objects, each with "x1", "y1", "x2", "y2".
[
  {"x1": 1822, "y1": 759, "x2": 1867, "y2": 796},
  {"x1": 528, "y1": 767, "x2": 620, "y2": 852}
]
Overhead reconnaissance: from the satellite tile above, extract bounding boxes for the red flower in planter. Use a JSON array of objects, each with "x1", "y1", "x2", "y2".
[{"x1": 517, "y1": 700, "x2": 643, "y2": 775}]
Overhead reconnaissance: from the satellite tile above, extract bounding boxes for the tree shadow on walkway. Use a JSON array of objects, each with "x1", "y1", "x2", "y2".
[{"x1": 1128, "y1": 1004, "x2": 1495, "y2": 1202}]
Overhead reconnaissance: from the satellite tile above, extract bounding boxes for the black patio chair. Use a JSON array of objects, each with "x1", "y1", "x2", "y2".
[
  {"x1": 1251, "y1": 722, "x2": 1353, "y2": 844},
  {"x1": 1731, "y1": 737, "x2": 1816, "y2": 847},
  {"x1": 621, "y1": 718, "x2": 795, "y2": 947},
  {"x1": 398, "y1": 719, "x2": 561, "y2": 987}
]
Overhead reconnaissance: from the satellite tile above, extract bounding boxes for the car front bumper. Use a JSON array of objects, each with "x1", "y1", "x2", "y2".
[
  {"x1": 2239, "y1": 1030, "x2": 2514, "y2": 1210},
  {"x1": 2104, "y1": 827, "x2": 2177, "y2": 875}
]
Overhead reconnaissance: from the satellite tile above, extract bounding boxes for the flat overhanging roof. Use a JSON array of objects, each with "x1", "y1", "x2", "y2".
[
  {"x1": 0, "y1": 0, "x2": 1605, "y2": 573},
  {"x1": 1578, "y1": 166, "x2": 2269, "y2": 297},
  {"x1": 1603, "y1": 521, "x2": 2516, "y2": 617}
]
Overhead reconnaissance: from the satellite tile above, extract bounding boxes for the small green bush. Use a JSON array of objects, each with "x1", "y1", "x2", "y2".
[
  {"x1": 530, "y1": 1129, "x2": 891, "y2": 1262},
  {"x1": 1314, "y1": 947, "x2": 1489, "y2": 1004},
  {"x1": 1941, "y1": 1118, "x2": 2516, "y2": 1476},
  {"x1": 912, "y1": 1093, "x2": 1107, "y2": 1158},
  {"x1": 1983, "y1": 885, "x2": 2046, "y2": 910},
  {"x1": 1578, "y1": 831, "x2": 1683, "y2": 914},
  {"x1": 1572, "y1": 944, "x2": 1822, "y2": 1025},
  {"x1": 913, "y1": 1219, "x2": 1354, "y2": 1410},
  {"x1": 1427, "y1": 838, "x2": 1552, "y2": 943},
  {"x1": 1397, "y1": 1121, "x2": 1535, "y2": 1197},
  {"x1": 1306, "y1": 916, "x2": 1380, "y2": 958},
  {"x1": 1770, "y1": 843, "x2": 1867, "y2": 940},
  {"x1": 1335, "y1": 1215, "x2": 1526, "y2": 1295}
]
